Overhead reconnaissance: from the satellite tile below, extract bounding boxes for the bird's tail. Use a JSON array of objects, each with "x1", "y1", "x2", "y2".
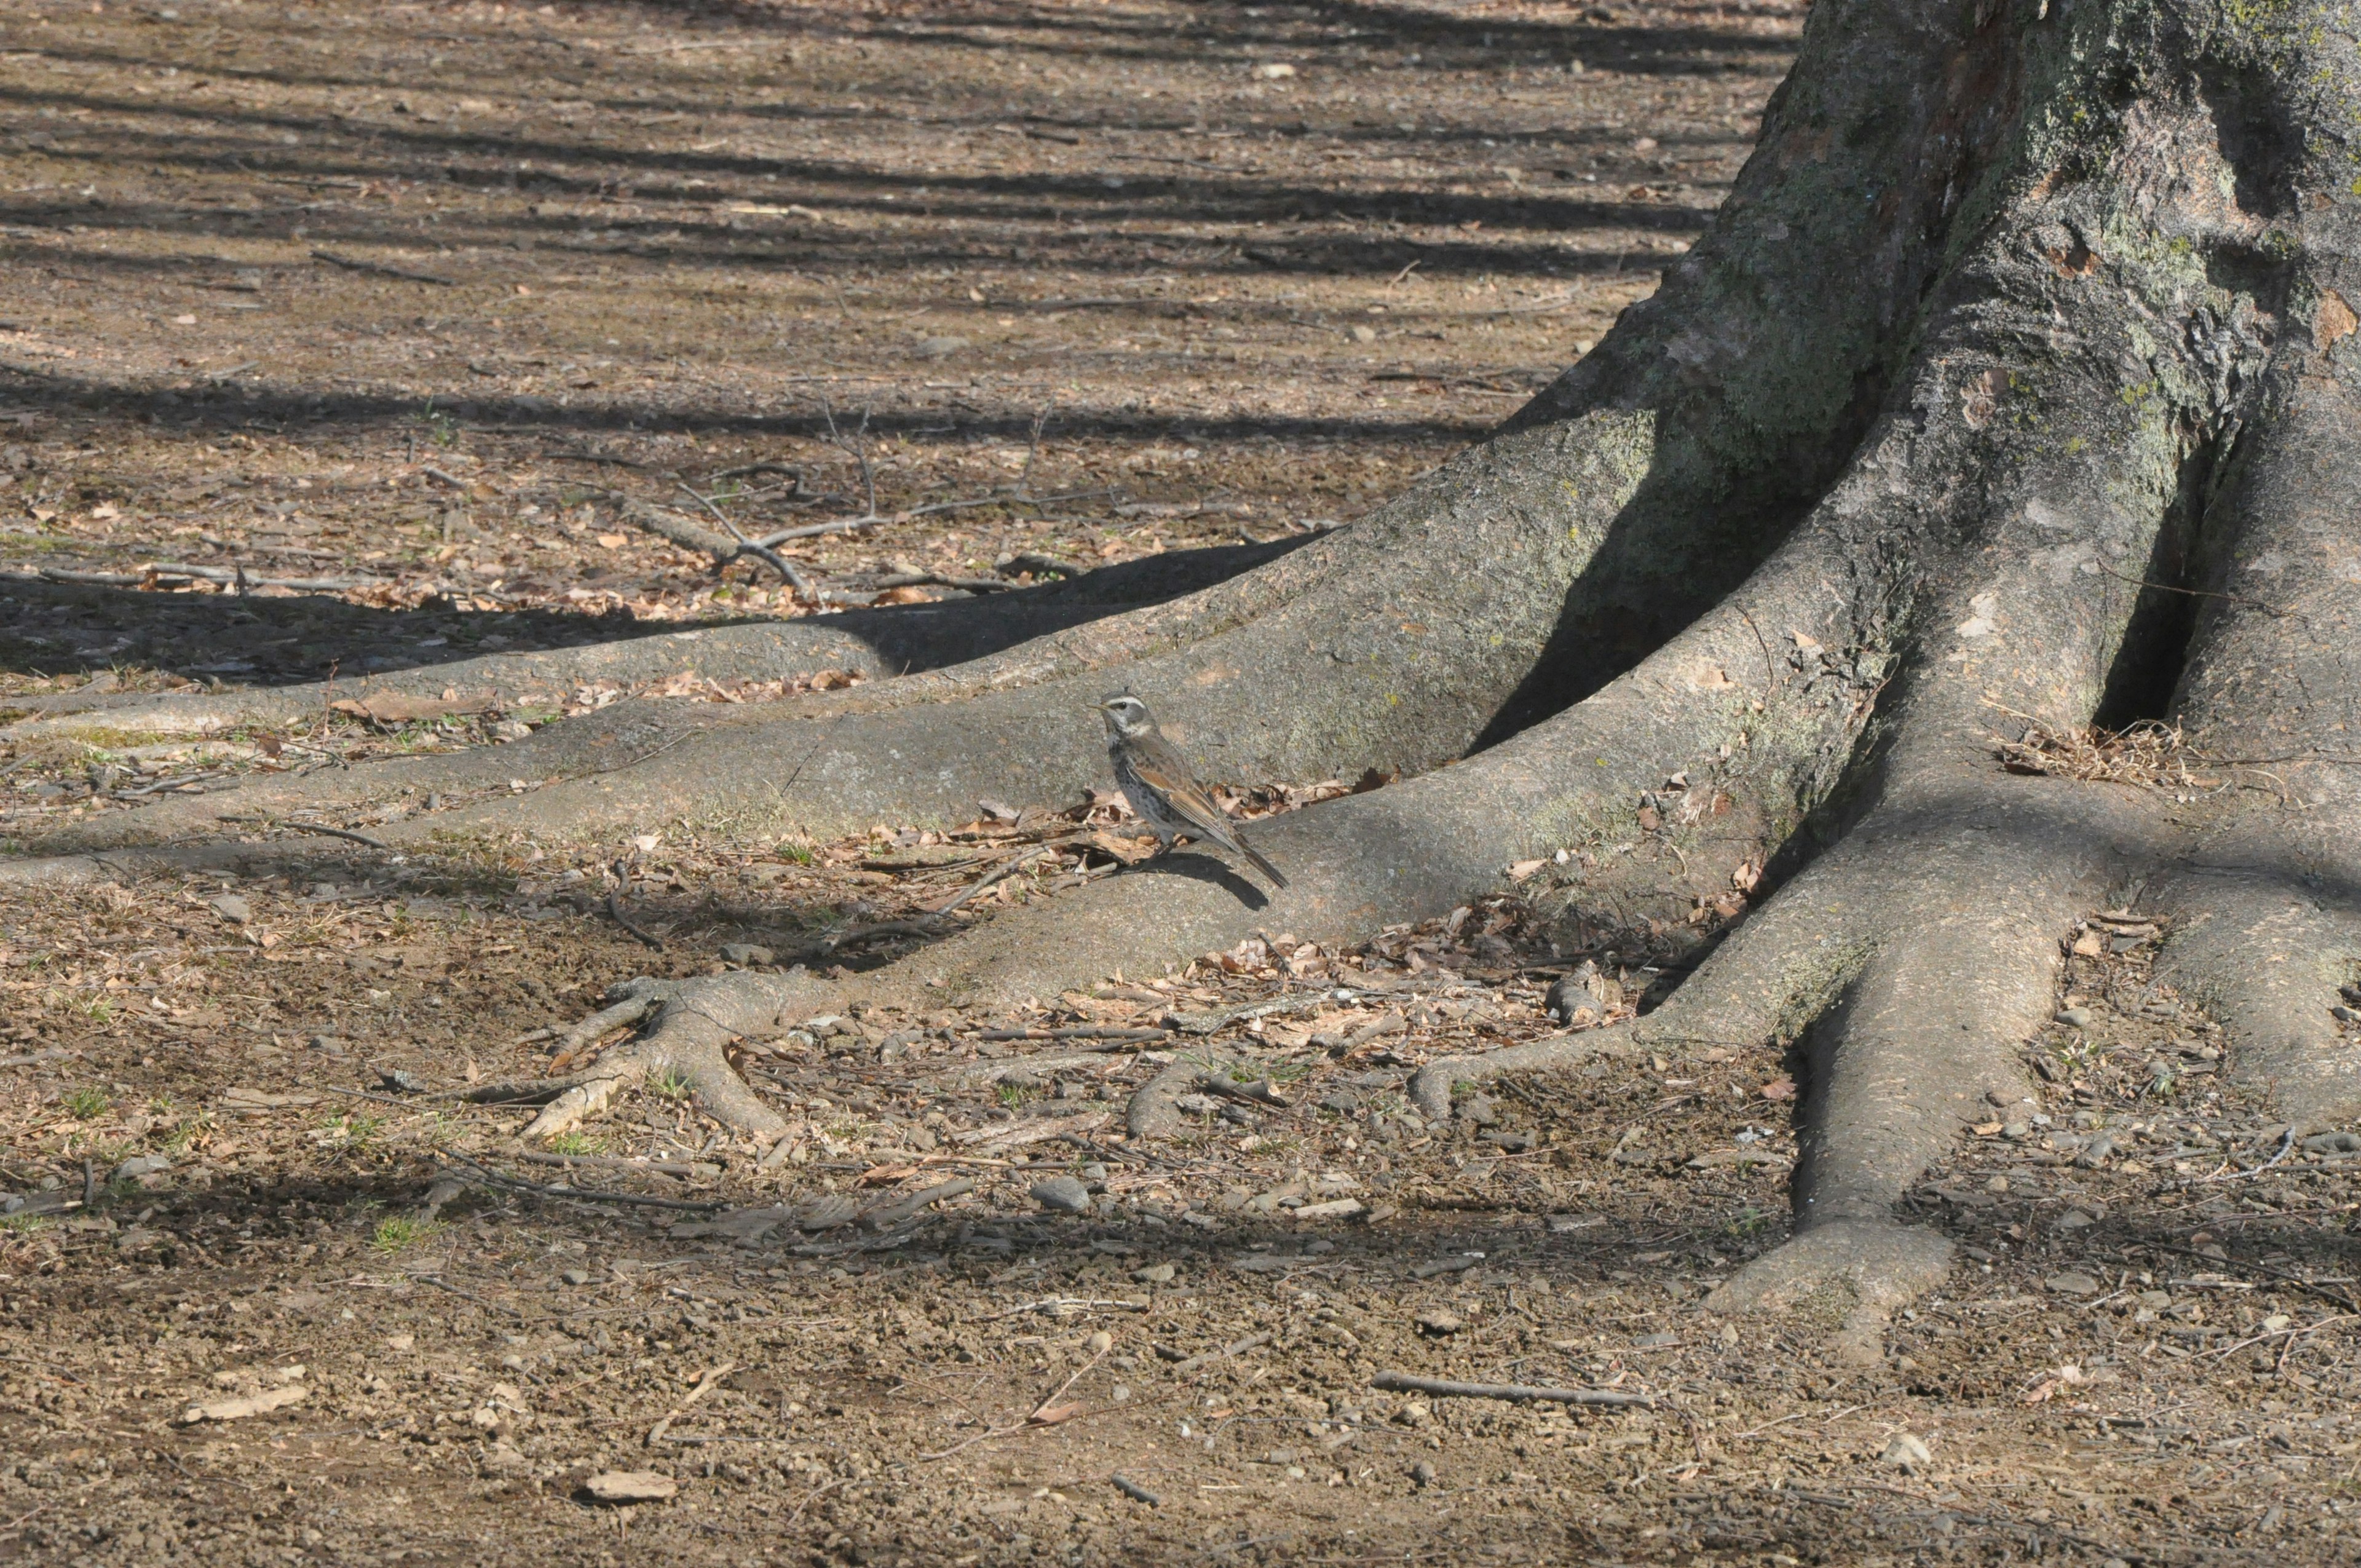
[{"x1": 1238, "y1": 833, "x2": 1288, "y2": 889}]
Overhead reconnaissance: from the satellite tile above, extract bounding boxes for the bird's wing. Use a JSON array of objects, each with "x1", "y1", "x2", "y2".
[{"x1": 1125, "y1": 733, "x2": 1249, "y2": 853}]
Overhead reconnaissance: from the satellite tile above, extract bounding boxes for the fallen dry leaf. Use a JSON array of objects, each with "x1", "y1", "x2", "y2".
[{"x1": 1758, "y1": 1077, "x2": 1797, "y2": 1101}]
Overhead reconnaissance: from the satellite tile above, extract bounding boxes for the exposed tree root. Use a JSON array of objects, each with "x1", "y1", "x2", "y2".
[{"x1": 0, "y1": 537, "x2": 1307, "y2": 741}]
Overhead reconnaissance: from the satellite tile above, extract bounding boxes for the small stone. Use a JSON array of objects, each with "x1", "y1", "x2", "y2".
[
  {"x1": 2303, "y1": 1131, "x2": 2361, "y2": 1154},
  {"x1": 1409, "y1": 1460, "x2": 1436, "y2": 1489},
  {"x1": 488, "y1": 719, "x2": 534, "y2": 742},
  {"x1": 2054, "y1": 1007, "x2": 2092, "y2": 1028},
  {"x1": 1086, "y1": 1330, "x2": 1113, "y2": 1355},
  {"x1": 1030, "y1": 1175, "x2": 1091, "y2": 1214},
  {"x1": 1133, "y1": 1263, "x2": 1176, "y2": 1284},
  {"x1": 561, "y1": 1268, "x2": 591, "y2": 1286},
  {"x1": 582, "y1": 1471, "x2": 678, "y2": 1503},
  {"x1": 1881, "y1": 1433, "x2": 1933, "y2": 1468},
  {"x1": 210, "y1": 893, "x2": 253, "y2": 925},
  {"x1": 1253, "y1": 60, "x2": 1297, "y2": 79},
  {"x1": 112, "y1": 1153, "x2": 171, "y2": 1182},
  {"x1": 1632, "y1": 1331, "x2": 1680, "y2": 1349},
  {"x1": 1460, "y1": 1095, "x2": 1500, "y2": 1127},
  {"x1": 719, "y1": 943, "x2": 774, "y2": 966},
  {"x1": 1413, "y1": 1308, "x2": 1462, "y2": 1336},
  {"x1": 2044, "y1": 1270, "x2": 2100, "y2": 1296},
  {"x1": 2053, "y1": 1208, "x2": 2095, "y2": 1232},
  {"x1": 912, "y1": 335, "x2": 970, "y2": 358},
  {"x1": 385, "y1": 1334, "x2": 415, "y2": 1352},
  {"x1": 2136, "y1": 1290, "x2": 2172, "y2": 1310},
  {"x1": 1292, "y1": 1197, "x2": 1364, "y2": 1222}
]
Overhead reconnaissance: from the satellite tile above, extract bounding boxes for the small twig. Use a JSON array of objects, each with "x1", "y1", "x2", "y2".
[
  {"x1": 509, "y1": 1150, "x2": 708, "y2": 1176},
  {"x1": 438, "y1": 1155, "x2": 727, "y2": 1212},
  {"x1": 279, "y1": 820, "x2": 390, "y2": 849},
  {"x1": 1369, "y1": 1371, "x2": 1653, "y2": 1409},
  {"x1": 675, "y1": 483, "x2": 813, "y2": 594},
  {"x1": 981, "y1": 1297, "x2": 1151, "y2": 1321},
  {"x1": 1111, "y1": 1473, "x2": 1161, "y2": 1506},
  {"x1": 647, "y1": 1360, "x2": 737, "y2": 1446},
  {"x1": 312, "y1": 248, "x2": 456, "y2": 286},
  {"x1": 932, "y1": 843, "x2": 1055, "y2": 916},
  {"x1": 606, "y1": 860, "x2": 665, "y2": 950},
  {"x1": 414, "y1": 1272, "x2": 526, "y2": 1320},
  {"x1": 2200, "y1": 1125, "x2": 2297, "y2": 1182},
  {"x1": 1161, "y1": 1331, "x2": 1273, "y2": 1376}
]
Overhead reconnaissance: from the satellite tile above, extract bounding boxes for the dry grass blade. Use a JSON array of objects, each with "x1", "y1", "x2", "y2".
[{"x1": 1991, "y1": 711, "x2": 2212, "y2": 791}]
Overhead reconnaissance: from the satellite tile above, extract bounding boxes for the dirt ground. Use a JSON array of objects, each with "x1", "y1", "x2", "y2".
[{"x1": 3, "y1": 1, "x2": 2359, "y2": 1564}]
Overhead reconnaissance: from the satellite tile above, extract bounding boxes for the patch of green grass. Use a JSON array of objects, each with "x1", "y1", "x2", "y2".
[
  {"x1": 0, "y1": 1213, "x2": 53, "y2": 1237},
  {"x1": 1726, "y1": 1206, "x2": 1775, "y2": 1237},
  {"x1": 322, "y1": 1111, "x2": 388, "y2": 1149},
  {"x1": 63, "y1": 1085, "x2": 110, "y2": 1120},
  {"x1": 997, "y1": 1082, "x2": 1032, "y2": 1107},
  {"x1": 545, "y1": 1130, "x2": 604, "y2": 1155},
  {"x1": 649, "y1": 1067, "x2": 691, "y2": 1100},
  {"x1": 164, "y1": 1111, "x2": 215, "y2": 1153},
  {"x1": 370, "y1": 1216, "x2": 439, "y2": 1255}
]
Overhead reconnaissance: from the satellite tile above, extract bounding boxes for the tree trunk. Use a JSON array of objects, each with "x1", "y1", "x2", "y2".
[{"x1": 15, "y1": 0, "x2": 2358, "y2": 1348}]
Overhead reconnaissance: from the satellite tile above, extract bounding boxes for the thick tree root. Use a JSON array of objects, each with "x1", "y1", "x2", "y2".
[
  {"x1": 1125, "y1": 1058, "x2": 1293, "y2": 1141},
  {"x1": 1408, "y1": 1026, "x2": 1640, "y2": 1123},
  {"x1": 1703, "y1": 1221, "x2": 1956, "y2": 1367},
  {"x1": 0, "y1": 538, "x2": 1305, "y2": 742}
]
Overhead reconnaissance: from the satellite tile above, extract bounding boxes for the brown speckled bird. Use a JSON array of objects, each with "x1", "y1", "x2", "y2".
[{"x1": 1094, "y1": 695, "x2": 1287, "y2": 889}]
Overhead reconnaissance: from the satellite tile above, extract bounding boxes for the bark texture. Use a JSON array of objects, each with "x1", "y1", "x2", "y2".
[{"x1": 15, "y1": 0, "x2": 2360, "y2": 1348}]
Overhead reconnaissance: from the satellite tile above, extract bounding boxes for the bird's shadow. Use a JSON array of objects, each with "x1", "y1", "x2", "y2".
[{"x1": 1116, "y1": 850, "x2": 1271, "y2": 911}]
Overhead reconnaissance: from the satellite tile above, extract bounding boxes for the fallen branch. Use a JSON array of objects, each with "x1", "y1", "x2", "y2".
[
  {"x1": 673, "y1": 483, "x2": 813, "y2": 594},
  {"x1": 1369, "y1": 1371, "x2": 1653, "y2": 1409}
]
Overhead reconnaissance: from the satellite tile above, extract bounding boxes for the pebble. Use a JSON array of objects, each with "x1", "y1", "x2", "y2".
[
  {"x1": 562, "y1": 1268, "x2": 591, "y2": 1286},
  {"x1": 112, "y1": 1154, "x2": 171, "y2": 1182},
  {"x1": 2044, "y1": 1270, "x2": 2099, "y2": 1295},
  {"x1": 1292, "y1": 1197, "x2": 1363, "y2": 1221},
  {"x1": 1409, "y1": 1460, "x2": 1436, "y2": 1489},
  {"x1": 210, "y1": 893, "x2": 253, "y2": 925},
  {"x1": 2054, "y1": 1008, "x2": 2092, "y2": 1028},
  {"x1": 1133, "y1": 1263, "x2": 1177, "y2": 1284},
  {"x1": 1413, "y1": 1308, "x2": 1463, "y2": 1336},
  {"x1": 1030, "y1": 1175, "x2": 1092, "y2": 1214},
  {"x1": 1086, "y1": 1331, "x2": 1113, "y2": 1355},
  {"x1": 719, "y1": 943, "x2": 774, "y2": 966},
  {"x1": 1881, "y1": 1433, "x2": 1933, "y2": 1468},
  {"x1": 582, "y1": 1471, "x2": 678, "y2": 1503}
]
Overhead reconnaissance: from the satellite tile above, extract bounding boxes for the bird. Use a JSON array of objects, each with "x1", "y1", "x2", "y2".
[{"x1": 1094, "y1": 695, "x2": 1287, "y2": 889}]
